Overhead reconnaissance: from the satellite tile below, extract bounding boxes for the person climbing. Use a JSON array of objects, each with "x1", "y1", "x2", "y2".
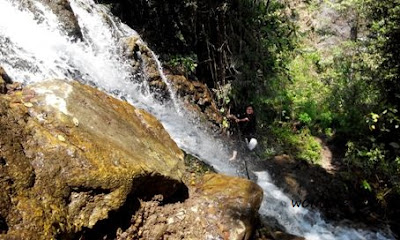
[{"x1": 228, "y1": 104, "x2": 258, "y2": 161}]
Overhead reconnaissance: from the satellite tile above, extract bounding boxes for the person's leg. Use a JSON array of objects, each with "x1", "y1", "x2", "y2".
[{"x1": 229, "y1": 150, "x2": 238, "y2": 161}]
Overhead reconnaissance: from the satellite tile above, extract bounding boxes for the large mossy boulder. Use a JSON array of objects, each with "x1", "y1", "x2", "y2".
[{"x1": 0, "y1": 79, "x2": 185, "y2": 239}]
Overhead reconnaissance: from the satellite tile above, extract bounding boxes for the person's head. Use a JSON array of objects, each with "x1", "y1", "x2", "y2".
[{"x1": 245, "y1": 105, "x2": 254, "y2": 115}]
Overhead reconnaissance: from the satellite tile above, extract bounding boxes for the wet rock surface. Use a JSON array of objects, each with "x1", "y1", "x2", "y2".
[
  {"x1": 40, "y1": 0, "x2": 82, "y2": 38},
  {"x1": 123, "y1": 36, "x2": 224, "y2": 129},
  {"x1": 167, "y1": 74, "x2": 223, "y2": 126},
  {"x1": 123, "y1": 36, "x2": 170, "y2": 101},
  {"x1": 19, "y1": 0, "x2": 82, "y2": 38}
]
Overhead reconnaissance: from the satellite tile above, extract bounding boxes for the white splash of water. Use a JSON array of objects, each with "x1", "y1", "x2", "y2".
[
  {"x1": 0, "y1": 0, "x2": 394, "y2": 239},
  {"x1": 255, "y1": 171, "x2": 392, "y2": 240},
  {"x1": 33, "y1": 83, "x2": 72, "y2": 115},
  {"x1": 148, "y1": 50, "x2": 182, "y2": 113}
]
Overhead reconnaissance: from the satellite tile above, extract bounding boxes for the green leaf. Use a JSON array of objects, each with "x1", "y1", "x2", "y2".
[{"x1": 362, "y1": 180, "x2": 372, "y2": 191}]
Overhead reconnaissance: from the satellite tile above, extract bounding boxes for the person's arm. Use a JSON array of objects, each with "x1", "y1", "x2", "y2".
[
  {"x1": 228, "y1": 113, "x2": 249, "y2": 122},
  {"x1": 227, "y1": 114, "x2": 238, "y2": 121},
  {"x1": 236, "y1": 117, "x2": 249, "y2": 122}
]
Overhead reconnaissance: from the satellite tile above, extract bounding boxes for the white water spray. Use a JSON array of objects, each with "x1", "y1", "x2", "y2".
[
  {"x1": 148, "y1": 50, "x2": 182, "y2": 113},
  {"x1": 0, "y1": 0, "x2": 394, "y2": 239}
]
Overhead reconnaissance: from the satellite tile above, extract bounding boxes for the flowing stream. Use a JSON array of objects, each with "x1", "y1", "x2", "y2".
[{"x1": 0, "y1": 0, "x2": 394, "y2": 239}]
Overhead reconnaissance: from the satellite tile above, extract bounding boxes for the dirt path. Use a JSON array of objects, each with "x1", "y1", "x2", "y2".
[{"x1": 315, "y1": 137, "x2": 338, "y2": 173}]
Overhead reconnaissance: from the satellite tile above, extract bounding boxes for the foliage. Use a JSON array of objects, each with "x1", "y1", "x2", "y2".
[
  {"x1": 285, "y1": 51, "x2": 332, "y2": 130},
  {"x1": 261, "y1": 0, "x2": 400, "y2": 208},
  {"x1": 213, "y1": 83, "x2": 232, "y2": 106},
  {"x1": 226, "y1": 0, "x2": 296, "y2": 107},
  {"x1": 167, "y1": 54, "x2": 198, "y2": 77},
  {"x1": 269, "y1": 123, "x2": 322, "y2": 164},
  {"x1": 184, "y1": 153, "x2": 215, "y2": 175},
  {"x1": 326, "y1": 0, "x2": 400, "y2": 204}
]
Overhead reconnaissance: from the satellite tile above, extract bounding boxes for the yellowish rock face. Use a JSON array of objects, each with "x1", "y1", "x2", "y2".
[
  {"x1": 194, "y1": 173, "x2": 264, "y2": 240},
  {"x1": 0, "y1": 79, "x2": 185, "y2": 238},
  {"x1": 198, "y1": 173, "x2": 263, "y2": 209},
  {"x1": 30, "y1": 80, "x2": 184, "y2": 178}
]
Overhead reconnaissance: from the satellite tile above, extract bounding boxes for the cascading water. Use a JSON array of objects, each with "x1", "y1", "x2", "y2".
[{"x1": 0, "y1": 0, "x2": 394, "y2": 239}]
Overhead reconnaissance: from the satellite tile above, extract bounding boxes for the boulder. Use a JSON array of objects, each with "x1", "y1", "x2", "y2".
[
  {"x1": 0, "y1": 79, "x2": 185, "y2": 239},
  {"x1": 117, "y1": 173, "x2": 264, "y2": 240},
  {"x1": 194, "y1": 173, "x2": 264, "y2": 240}
]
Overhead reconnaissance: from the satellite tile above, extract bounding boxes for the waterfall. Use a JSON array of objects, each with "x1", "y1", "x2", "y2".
[{"x1": 0, "y1": 0, "x2": 394, "y2": 239}]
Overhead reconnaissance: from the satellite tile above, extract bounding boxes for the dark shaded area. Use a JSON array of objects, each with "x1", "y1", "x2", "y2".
[
  {"x1": 0, "y1": 217, "x2": 8, "y2": 234},
  {"x1": 61, "y1": 175, "x2": 188, "y2": 240},
  {"x1": 0, "y1": 71, "x2": 12, "y2": 84},
  {"x1": 0, "y1": 67, "x2": 13, "y2": 94},
  {"x1": 98, "y1": 0, "x2": 223, "y2": 88},
  {"x1": 98, "y1": 0, "x2": 195, "y2": 55},
  {"x1": 66, "y1": 198, "x2": 140, "y2": 240},
  {"x1": 133, "y1": 174, "x2": 189, "y2": 204},
  {"x1": 252, "y1": 216, "x2": 306, "y2": 240},
  {"x1": 0, "y1": 157, "x2": 5, "y2": 166}
]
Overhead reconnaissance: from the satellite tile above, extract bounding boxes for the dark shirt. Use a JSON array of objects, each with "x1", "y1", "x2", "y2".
[{"x1": 238, "y1": 113, "x2": 256, "y2": 138}]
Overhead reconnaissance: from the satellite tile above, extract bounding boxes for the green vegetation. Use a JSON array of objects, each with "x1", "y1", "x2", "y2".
[
  {"x1": 328, "y1": 0, "x2": 400, "y2": 206},
  {"x1": 253, "y1": 0, "x2": 400, "y2": 210},
  {"x1": 272, "y1": 0, "x2": 400, "y2": 210},
  {"x1": 167, "y1": 54, "x2": 198, "y2": 78},
  {"x1": 268, "y1": 123, "x2": 322, "y2": 164}
]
